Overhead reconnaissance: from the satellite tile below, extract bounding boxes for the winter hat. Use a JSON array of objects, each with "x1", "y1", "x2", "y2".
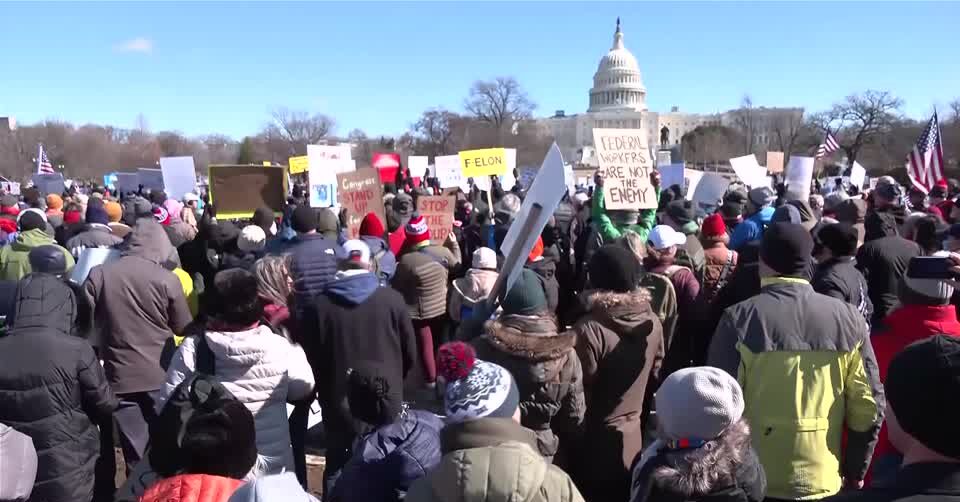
[
  {"x1": 502, "y1": 268, "x2": 548, "y2": 315},
  {"x1": 701, "y1": 213, "x2": 726, "y2": 239},
  {"x1": 666, "y1": 200, "x2": 696, "y2": 227},
  {"x1": 252, "y1": 207, "x2": 276, "y2": 236},
  {"x1": 85, "y1": 204, "x2": 110, "y2": 226},
  {"x1": 347, "y1": 360, "x2": 403, "y2": 428},
  {"x1": 163, "y1": 199, "x2": 184, "y2": 223},
  {"x1": 748, "y1": 187, "x2": 775, "y2": 207},
  {"x1": 128, "y1": 196, "x2": 154, "y2": 218},
  {"x1": 45, "y1": 194, "x2": 63, "y2": 211},
  {"x1": 0, "y1": 195, "x2": 19, "y2": 217},
  {"x1": 823, "y1": 191, "x2": 850, "y2": 214},
  {"x1": 291, "y1": 206, "x2": 317, "y2": 233},
  {"x1": 437, "y1": 342, "x2": 520, "y2": 424},
  {"x1": 931, "y1": 180, "x2": 949, "y2": 198},
  {"x1": 104, "y1": 201, "x2": 123, "y2": 223},
  {"x1": 721, "y1": 189, "x2": 748, "y2": 219},
  {"x1": 228, "y1": 473, "x2": 319, "y2": 502},
  {"x1": 648, "y1": 225, "x2": 687, "y2": 250},
  {"x1": 153, "y1": 206, "x2": 171, "y2": 226},
  {"x1": 63, "y1": 209, "x2": 83, "y2": 225},
  {"x1": 237, "y1": 225, "x2": 267, "y2": 253},
  {"x1": 183, "y1": 192, "x2": 200, "y2": 204},
  {"x1": 180, "y1": 399, "x2": 258, "y2": 479},
  {"x1": 589, "y1": 244, "x2": 641, "y2": 293},
  {"x1": 392, "y1": 193, "x2": 414, "y2": 218},
  {"x1": 760, "y1": 222, "x2": 814, "y2": 278},
  {"x1": 495, "y1": 193, "x2": 521, "y2": 222},
  {"x1": 528, "y1": 236, "x2": 544, "y2": 262},
  {"x1": 656, "y1": 366, "x2": 745, "y2": 446},
  {"x1": 876, "y1": 178, "x2": 902, "y2": 201},
  {"x1": 343, "y1": 239, "x2": 372, "y2": 266},
  {"x1": 816, "y1": 223, "x2": 858, "y2": 257},
  {"x1": 17, "y1": 208, "x2": 46, "y2": 232},
  {"x1": 28, "y1": 245, "x2": 68, "y2": 275},
  {"x1": 787, "y1": 200, "x2": 817, "y2": 232},
  {"x1": 902, "y1": 256, "x2": 955, "y2": 304},
  {"x1": 359, "y1": 212, "x2": 385, "y2": 238},
  {"x1": 885, "y1": 335, "x2": 960, "y2": 459},
  {"x1": 316, "y1": 208, "x2": 340, "y2": 240},
  {"x1": 771, "y1": 204, "x2": 801, "y2": 225},
  {"x1": 472, "y1": 247, "x2": 497, "y2": 271},
  {"x1": 404, "y1": 214, "x2": 430, "y2": 249}
]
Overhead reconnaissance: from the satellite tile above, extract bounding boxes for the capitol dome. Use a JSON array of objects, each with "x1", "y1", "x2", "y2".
[{"x1": 588, "y1": 18, "x2": 647, "y2": 113}]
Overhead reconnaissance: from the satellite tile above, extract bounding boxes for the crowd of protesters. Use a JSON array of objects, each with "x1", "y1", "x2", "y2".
[{"x1": 0, "y1": 166, "x2": 958, "y2": 502}]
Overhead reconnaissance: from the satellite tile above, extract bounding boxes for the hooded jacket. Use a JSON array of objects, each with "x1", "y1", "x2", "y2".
[
  {"x1": 729, "y1": 206, "x2": 774, "y2": 251},
  {"x1": 812, "y1": 257, "x2": 873, "y2": 324},
  {"x1": 156, "y1": 326, "x2": 315, "y2": 474},
  {"x1": 289, "y1": 233, "x2": 345, "y2": 301},
  {"x1": 527, "y1": 257, "x2": 560, "y2": 314},
  {"x1": 302, "y1": 270, "x2": 418, "y2": 435},
  {"x1": 332, "y1": 410, "x2": 443, "y2": 502},
  {"x1": 448, "y1": 268, "x2": 498, "y2": 322},
  {"x1": 65, "y1": 223, "x2": 123, "y2": 259},
  {"x1": 406, "y1": 418, "x2": 585, "y2": 502},
  {"x1": 592, "y1": 187, "x2": 658, "y2": 244},
  {"x1": 473, "y1": 314, "x2": 585, "y2": 460},
  {"x1": 139, "y1": 473, "x2": 245, "y2": 502},
  {"x1": 0, "y1": 274, "x2": 117, "y2": 502},
  {"x1": 83, "y1": 219, "x2": 193, "y2": 394},
  {"x1": 857, "y1": 235, "x2": 920, "y2": 324},
  {"x1": 392, "y1": 242, "x2": 461, "y2": 320},
  {"x1": 360, "y1": 236, "x2": 397, "y2": 285},
  {"x1": 570, "y1": 289, "x2": 665, "y2": 502},
  {"x1": 0, "y1": 228, "x2": 75, "y2": 281}
]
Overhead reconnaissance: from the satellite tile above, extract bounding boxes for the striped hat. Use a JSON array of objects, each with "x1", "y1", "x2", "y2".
[{"x1": 404, "y1": 214, "x2": 430, "y2": 249}]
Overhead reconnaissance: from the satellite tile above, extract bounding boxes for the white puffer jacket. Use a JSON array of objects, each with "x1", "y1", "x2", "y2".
[{"x1": 155, "y1": 325, "x2": 315, "y2": 474}]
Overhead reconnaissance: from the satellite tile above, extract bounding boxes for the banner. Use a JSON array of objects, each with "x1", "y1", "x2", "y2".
[
  {"x1": 288, "y1": 155, "x2": 309, "y2": 175},
  {"x1": 729, "y1": 154, "x2": 768, "y2": 188},
  {"x1": 416, "y1": 195, "x2": 456, "y2": 243},
  {"x1": 659, "y1": 163, "x2": 685, "y2": 191},
  {"x1": 208, "y1": 165, "x2": 287, "y2": 218},
  {"x1": 593, "y1": 128, "x2": 655, "y2": 209},
  {"x1": 785, "y1": 156, "x2": 815, "y2": 200},
  {"x1": 372, "y1": 152, "x2": 401, "y2": 183},
  {"x1": 159, "y1": 156, "x2": 197, "y2": 200},
  {"x1": 114, "y1": 173, "x2": 139, "y2": 194},
  {"x1": 766, "y1": 151, "x2": 785, "y2": 174},
  {"x1": 435, "y1": 155, "x2": 463, "y2": 190},
  {"x1": 137, "y1": 168, "x2": 165, "y2": 192},
  {"x1": 32, "y1": 173, "x2": 65, "y2": 195},
  {"x1": 459, "y1": 148, "x2": 507, "y2": 178},
  {"x1": 337, "y1": 169, "x2": 385, "y2": 240}
]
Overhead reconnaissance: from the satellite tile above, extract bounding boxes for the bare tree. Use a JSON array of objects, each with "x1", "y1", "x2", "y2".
[
  {"x1": 464, "y1": 77, "x2": 536, "y2": 128},
  {"x1": 729, "y1": 95, "x2": 756, "y2": 155},
  {"x1": 407, "y1": 109, "x2": 460, "y2": 157},
  {"x1": 949, "y1": 99, "x2": 960, "y2": 124},
  {"x1": 681, "y1": 125, "x2": 747, "y2": 165},
  {"x1": 262, "y1": 108, "x2": 336, "y2": 158},
  {"x1": 810, "y1": 90, "x2": 903, "y2": 165}
]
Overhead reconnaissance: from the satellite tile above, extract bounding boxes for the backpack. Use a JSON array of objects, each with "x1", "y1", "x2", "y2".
[{"x1": 698, "y1": 250, "x2": 736, "y2": 305}]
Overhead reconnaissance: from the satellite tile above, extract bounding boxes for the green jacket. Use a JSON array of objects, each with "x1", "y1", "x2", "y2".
[
  {"x1": 707, "y1": 279, "x2": 884, "y2": 500},
  {"x1": 0, "y1": 229, "x2": 75, "y2": 281},
  {"x1": 592, "y1": 187, "x2": 659, "y2": 244}
]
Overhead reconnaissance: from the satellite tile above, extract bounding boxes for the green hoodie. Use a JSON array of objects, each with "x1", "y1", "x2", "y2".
[
  {"x1": 0, "y1": 229, "x2": 75, "y2": 281},
  {"x1": 592, "y1": 186, "x2": 659, "y2": 243}
]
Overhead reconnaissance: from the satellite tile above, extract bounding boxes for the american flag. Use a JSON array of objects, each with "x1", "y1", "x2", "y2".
[
  {"x1": 36, "y1": 144, "x2": 55, "y2": 174},
  {"x1": 815, "y1": 132, "x2": 840, "y2": 159},
  {"x1": 906, "y1": 113, "x2": 944, "y2": 193}
]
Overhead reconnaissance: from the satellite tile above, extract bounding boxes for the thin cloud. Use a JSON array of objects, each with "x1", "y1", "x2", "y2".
[{"x1": 115, "y1": 37, "x2": 153, "y2": 54}]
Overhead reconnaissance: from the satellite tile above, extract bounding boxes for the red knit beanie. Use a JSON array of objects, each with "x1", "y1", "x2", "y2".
[
  {"x1": 528, "y1": 236, "x2": 544, "y2": 262},
  {"x1": 359, "y1": 212, "x2": 385, "y2": 238},
  {"x1": 701, "y1": 213, "x2": 726, "y2": 238},
  {"x1": 403, "y1": 214, "x2": 430, "y2": 249},
  {"x1": 63, "y1": 210, "x2": 82, "y2": 225}
]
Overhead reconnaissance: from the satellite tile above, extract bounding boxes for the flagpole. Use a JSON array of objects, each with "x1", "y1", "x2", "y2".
[{"x1": 36, "y1": 144, "x2": 42, "y2": 175}]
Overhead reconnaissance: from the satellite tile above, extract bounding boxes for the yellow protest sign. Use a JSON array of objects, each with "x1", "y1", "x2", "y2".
[
  {"x1": 263, "y1": 161, "x2": 272, "y2": 166},
  {"x1": 459, "y1": 148, "x2": 507, "y2": 178},
  {"x1": 288, "y1": 155, "x2": 309, "y2": 174}
]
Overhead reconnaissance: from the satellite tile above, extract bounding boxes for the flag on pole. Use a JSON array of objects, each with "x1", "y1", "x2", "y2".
[
  {"x1": 815, "y1": 132, "x2": 840, "y2": 159},
  {"x1": 906, "y1": 113, "x2": 944, "y2": 193},
  {"x1": 36, "y1": 144, "x2": 55, "y2": 174}
]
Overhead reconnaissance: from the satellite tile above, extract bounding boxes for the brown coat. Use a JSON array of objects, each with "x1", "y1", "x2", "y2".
[
  {"x1": 472, "y1": 314, "x2": 585, "y2": 461},
  {"x1": 392, "y1": 242, "x2": 461, "y2": 320},
  {"x1": 699, "y1": 240, "x2": 738, "y2": 303},
  {"x1": 570, "y1": 289, "x2": 664, "y2": 502}
]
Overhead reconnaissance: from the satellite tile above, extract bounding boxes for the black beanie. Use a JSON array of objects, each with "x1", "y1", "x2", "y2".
[
  {"x1": 180, "y1": 399, "x2": 258, "y2": 479},
  {"x1": 291, "y1": 206, "x2": 317, "y2": 233},
  {"x1": 760, "y1": 223, "x2": 813, "y2": 278},
  {"x1": 886, "y1": 335, "x2": 960, "y2": 459},
  {"x1": 816, "y1": 223, "x2": 858, "y2": 257},
  {"x1": 252, "y1": 207, "x2": 276, "y2": 235},
  {"x1": 17, "y1": 210, "x2": 46, "y2": 232},
  {"x1": 347, "y1": 360, "x2": 403, "y2": 428},
  {"x1": 666, "y1": 200, "x2": 696, "y2": 227},
  {"x1": 589, "y1": 244, "x2": 641, "y2": 293}
]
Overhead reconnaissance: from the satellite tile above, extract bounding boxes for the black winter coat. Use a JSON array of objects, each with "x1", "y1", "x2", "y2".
[
  {"x1": 812, "y1": 257, "x2": 873, "y2": 324},
  {"x1": 0, "y1": 274, "x2": 117, "y2": 502},
  {"x1": 824, "y1": 463, "x2": 960, "y2": 502},
  {"x1": 856, "y1": 236, "x2": 920, "y2": 324}
]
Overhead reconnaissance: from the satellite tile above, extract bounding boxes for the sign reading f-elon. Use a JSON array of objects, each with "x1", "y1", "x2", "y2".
[
  {"x1": 459, "y1": 147, "x2": 507, "y2": 178},
  {"x1": 593, "y1": 128, "x2": 655, "y2": 209}
]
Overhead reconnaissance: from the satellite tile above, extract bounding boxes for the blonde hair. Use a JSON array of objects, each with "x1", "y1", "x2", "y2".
[
  {"x1": 620, "y1": 230, "x2": 647, "y2": 262},
  {"x1": 253, "y1": 255, "x2": 292, "y2": 307}
]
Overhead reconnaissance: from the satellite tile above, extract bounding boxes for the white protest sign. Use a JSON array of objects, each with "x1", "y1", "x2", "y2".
[
  {"x1": 656, "y1": 150, "x2": 672, "y2": 166},
  {"x1": 563, "y1": 164, "x2": 575, "y2": 196},
  {"x1": 1, "y1": 182, "x2": 20, "y2": 195},
  {"x1": 501, "y1": 148, "x2": 518, "y2": 191},
  {"x1": 593, "y1": 128, "x2": 655, "y2": 209},
  {"x1": 307, "y1": 144, "x2": 354, "y2": 208},
  {"x1": 683, "y1": 169, "x2": 705, "y2": 201},
  {"x1": 137, "y1": 168, "x2": 165, "y2": 192},
  {"x1": 729, "y1": 154, "x2": 768, "y2": 189},
  {"x1": 435, "y1": 155, "x2": 464, "y2": 190},
  {"x1": 659, "y1": 164, "x2": 685, "y2": 191},
  {"x1": 407, "y1": 156, "x2": 429, "y2": 180},
  {"x1": 159, "y1": 156, "x2": 197, "y2": 200},
  {"x1": 691, "y1": 172, "x2": 730, "y2": 214},
  {"x1": 115, "y1": 173, "x2": 139, "y2": 194},
  {"x1": 850, "y1": 161, "x2": 867, "y2": 189},
  {"x1": 785, "y1": 156, "x2": 815, "y2": 200},
  {"x1": 500, "y1": 143, "x2": 567, "y2": 293}
]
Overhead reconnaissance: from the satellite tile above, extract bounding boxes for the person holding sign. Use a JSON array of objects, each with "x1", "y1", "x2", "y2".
[
  {"x1": 728, "y1": 187, "x2": 777, "y2": 251},
  {"x1": 592, "y1": 169, "x2": 661, "y2": 245}
]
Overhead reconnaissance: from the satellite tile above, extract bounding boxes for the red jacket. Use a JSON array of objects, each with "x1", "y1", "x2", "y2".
[
  {"x1": 867, "y1": 304, "x2": 960, "y2": 485},
  {"x1": 139, "y1": 474, "x2": 243, "y2": 502}
]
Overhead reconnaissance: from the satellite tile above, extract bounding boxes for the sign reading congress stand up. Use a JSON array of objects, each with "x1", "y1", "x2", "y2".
[
  {"x1": 592, "y1": 128, "x2": 655, "y2": 209},
  {"x1": 337, "y1": 169, "x2": 385, "y2": 240}
]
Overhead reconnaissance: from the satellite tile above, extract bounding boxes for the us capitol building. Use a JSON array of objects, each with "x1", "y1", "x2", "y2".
[{"x1": 534, "y1": 19, "x2": 802, "y2": 167}]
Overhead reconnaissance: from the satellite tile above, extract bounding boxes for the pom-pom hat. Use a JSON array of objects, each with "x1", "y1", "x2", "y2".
[{"x1": 437, "y1": 342, "x2": 520, "y2": 424}]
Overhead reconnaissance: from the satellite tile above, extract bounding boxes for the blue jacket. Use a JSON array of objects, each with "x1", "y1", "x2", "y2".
[
  {"x1": 729, "y1": 206, "x2": 775, "y2": 251},
  {"x1": 289, "y1": 234, "x2": 345, "y2": 299},
  {"x1": 360, "y1": 236, "x2": 397, "y2": 285},
  {"x1": 331, "y1": 410, "x2": 443, "y2": 502}
]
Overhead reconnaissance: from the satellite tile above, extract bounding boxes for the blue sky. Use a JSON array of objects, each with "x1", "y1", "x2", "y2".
[{"x1": 2, "y1": 2, "x2": 957, "y2": 140}]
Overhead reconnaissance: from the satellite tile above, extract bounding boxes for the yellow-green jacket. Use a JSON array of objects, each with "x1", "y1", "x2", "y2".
[{"x1": 707, "y1": 278, "x2": 884, "y2": 500}]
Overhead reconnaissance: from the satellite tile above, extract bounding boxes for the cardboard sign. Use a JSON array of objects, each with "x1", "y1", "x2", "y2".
[
  {"x1": 683, "y1": 169, "x2": 705, "y2": 200},
  {"x1": 785, "y1": 156, "x2": 815, "y2": 200},
  {"x1": 337, "y1": 169, "x2": 385, "y2": 240},
  {"x1": 729, "y1": 155, "x2": 768, "y2": 189},
  {"x1": 372, "y1": 153, "x2": 401, "y2": 183},
  {"x1": 416, "y1": 195, "x2": 456, "y2": 242},
  {"x1": 137, "y1": 168, "x2": 165, "y2": 192},
  {"x1": 766, "y1": 151, "x2": 785, "y2": 174},
  {"x1": 850, "y1": 161, "x2": 867, "y2": 189},
  {"x1": 459, "y1": 148, "x2": 507, "y2": 178},
  {"x1": 407, "y1": 156, "x2": 429, "y2": 180},
  {"x1": 659, "y1": 164, "x2": 685, "y2": 191},
  {"x1": 114, "y1": 173, "x2": 139, "y2": 194},
  {"x1": 691, "y1": 172, "x2": 730, "y2": 214},
  {"x1": 288, "y1": 155, "x2": 309, "y2": 175},
  {"x1": 208, "y1": 165, "x2": 287, "y2": 219},
  {"x1": 593, "y1": 128, "x2": 655, "y2": 209},
  {"x1": 159, "y1": 156, "x2": 197, "y2": 200},
  {"x1": 32, "y1": 173, "x2": 65, "y2": 195}
]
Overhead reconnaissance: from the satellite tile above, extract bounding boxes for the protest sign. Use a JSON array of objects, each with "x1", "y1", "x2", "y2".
[
  {"x1": 729, "y1": 154, "x2": 768, "y2": 188},
  {"x1": 785, "y1": 156, "x2": 815, "y2": 200},
  {"x1": 460, "y1": 148, "x2": 507, "y2": 178},
  {"x1": 69, "y1": 248, "x2": 120, "y2": 287},
  {"x1": 208, "y1": 165, "x2": 287, "y2": 219},
  {"x1": 1, "y1": 182, "x2": 20, "y2": 195},
  {"x1": 593, "y1": 128, "x2": 655, "y2": 209},
  {"x1": 114, "y1": 173, "x2": 139, "y2": 194},
  {"x1": 766, "y1": 151, "x2": 785, "y2": 174},
  {"x1": 518, "y1": 167, "x2": 537, "y2": 190},
  {"x1": 435, "y1": 154, "x2": 464, "y2": 190},
  {"x1": 500, "y1": 148, "x2": 518, "y2": 190},
  {"x1": 159, "y1": 156, "x2": 197, "y2": 200},
  {"x1": 31, "y1": 173, "x2": 65, "y2": 195},
  {"x1": 659, "y1": 164, "x2": 685, "y2": 191},
  {"x1": 683, "y1": 169, "x2": 705, "y2": 200},
  {"x1": 656, "y1": 150, "x2": 672, "y2": 166},
  {"x1": 103, "y1": 173, "x2": 118, "y2": 190},
  {"x1": 336, "y1": 169, "x2": 385, "y2": 240},
  {"x1": 288, "y1": 155, "x2": 309, "y2": 175},
  {"x1": 372, "y1": 152, "x2": 401, "y2": 183},
  {"x1": 691, "y1": 172, "x2": 730, "y2": 214},
  {"x1": 850, "y1": 161, "x2": 867, "y2": 188},
  {"x1": 407, "y1": 156, "x2": 429, "y2": 180},
  {"x1": 137, "y1": 168, "x2": 165, "y2": 192},
  {"x1": 417, "y1": 195, "x2": 456, "y2": 242}
]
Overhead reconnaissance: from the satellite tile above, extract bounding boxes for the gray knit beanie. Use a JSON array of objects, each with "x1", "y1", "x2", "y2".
[{"x1": 655, "y1": 366, "x2": 744, "y2": 444}]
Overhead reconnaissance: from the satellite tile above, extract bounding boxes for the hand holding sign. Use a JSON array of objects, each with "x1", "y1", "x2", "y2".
[
  {"x1": 593, "y1": 128, "x2": 655, "y2": 209},
  {"x1": 417, "y1": 195, "x2": 456, "y2": 243}
]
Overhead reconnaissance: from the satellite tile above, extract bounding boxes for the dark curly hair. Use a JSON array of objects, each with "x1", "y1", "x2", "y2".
[{"x1": 211, "y1": 269, "x2": 263, "y2": 327}]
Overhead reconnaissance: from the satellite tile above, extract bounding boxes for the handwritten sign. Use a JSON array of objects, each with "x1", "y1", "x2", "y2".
[
  {"x1": 435, "y1": 155, "x2": 463, "y2": 190},
  {"x1": 288, "y1": 155, "x2": 309, "y2": 174},
  {"x1": 785, "y1": 156, "x2": 815, "y2": 200},
  {"x1": 766, "y1": 151, "x2": 784, "y2": 174},
  {"x1": 729, "y1": 154, "x2": 768, "y2": 188},
  {"x1": 459, "y1": 148, "x2": 507, "y2": 178},
  {"x1": 416, "y1": 195, "x2": 456, "y2": 242},
  {"x1": 593, "y1": 128, "x2": 654, "y2": 209},
  {"x1": 159, "y1": 156, "x2": 197, "y2": 200},
  {"x1": 336, "y1": 169, "x2": 385, "y2": 240}
]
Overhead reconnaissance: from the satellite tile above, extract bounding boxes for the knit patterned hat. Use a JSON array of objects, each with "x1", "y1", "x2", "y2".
[
  {"x1": 655, "y1": 366, "x2": 744, "y2": 444},
  {"x1": 404, "y1": 214, "x2": 430, "y2": 249},
  {"x1": 438, "y1": 342, "x2": 519, "y2": 424},
  {"x1": 153, "y1": 206, "x2": 171, "y2": 226}
]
